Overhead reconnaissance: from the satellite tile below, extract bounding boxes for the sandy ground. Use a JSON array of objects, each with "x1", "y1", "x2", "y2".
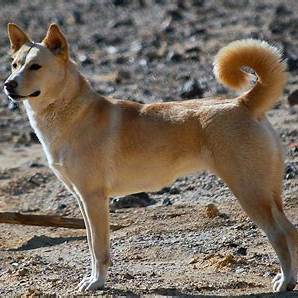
[{"x1": 0, "y1": 0, "x2": 297, "y2": 296}]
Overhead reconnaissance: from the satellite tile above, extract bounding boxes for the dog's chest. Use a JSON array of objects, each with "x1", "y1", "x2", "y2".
[{"x1": 24, "y1": 102, "x2": 60, "y2": 165}]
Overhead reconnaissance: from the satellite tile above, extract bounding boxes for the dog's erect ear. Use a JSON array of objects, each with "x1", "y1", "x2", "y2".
[
  {"x1": 42, "y1": 24, "x2": 69, "y2": 61},
  {"x1": 7, "y1": 23, "x2": 31, "y2": 53}
]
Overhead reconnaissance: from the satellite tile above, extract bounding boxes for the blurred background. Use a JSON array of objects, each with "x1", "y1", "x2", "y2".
[{"x1": 0, "y1": 0, "x2": 297, "y2": 296}]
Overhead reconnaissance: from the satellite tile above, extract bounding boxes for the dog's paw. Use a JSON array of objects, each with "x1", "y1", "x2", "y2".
[
  {"x1": 78, "y1": 276, "x2": 105, "y2": 292},
  {"x1": 78, "y1": 274, "x2": 91, "y2": 289},
  {"x1": 272, "y1": 273, "x2": 296, "y2": 292}
]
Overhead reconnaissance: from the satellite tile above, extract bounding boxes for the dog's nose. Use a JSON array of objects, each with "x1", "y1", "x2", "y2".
[{"x1": 4, "y1": 80, "x2": 18, "y2": 92}]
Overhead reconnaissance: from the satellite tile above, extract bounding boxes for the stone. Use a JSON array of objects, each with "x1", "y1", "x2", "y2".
[{"x1": 179, "y1": 79, "x2": 204, "y2": 99}]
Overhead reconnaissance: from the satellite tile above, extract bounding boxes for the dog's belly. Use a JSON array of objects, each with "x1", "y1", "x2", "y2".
[{"x1": 107, "y1": 154, "x2": 207, "y2": 197}]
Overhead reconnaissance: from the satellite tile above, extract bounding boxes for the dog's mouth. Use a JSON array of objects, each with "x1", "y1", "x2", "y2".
[{"x1": 5, "y1": 90, "x2": 41, "y2": 102}]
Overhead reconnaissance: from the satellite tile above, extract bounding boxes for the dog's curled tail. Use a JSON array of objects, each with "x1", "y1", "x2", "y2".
[{"x1": 213, "y1": 39, "x2": 287, "y2": 117}]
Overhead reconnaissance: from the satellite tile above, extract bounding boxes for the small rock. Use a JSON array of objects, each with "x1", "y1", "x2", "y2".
[
  {"x1": 143, "y1": 89, "x2": 152, "y2": 96},
  {"x1": 216, "y1": 254, "x2": 236, "y2": 269},
  {"x1": 236, "y1": 247, "x2": 247, "y2": 256},
  {"x1": 264, "y1": 271, "x2": 275, "y2": 277},
  {"x1": 123, "y1": 272, "x2": 134, "y2": 280},
  {"x1": 169, "y1": 187, "x2": 180, "y2": 194},
  {"x1": 205, "y1": 203, "x2": 219, "y2": 218},
  {"x1": 110, "y1": 192, "x2": 156, "y2": 210},
  {"x1": 8, "y1": 101, "x2": 19, "y2": 111},
  {"x1": 162, "y1": 198, "x2": 172, "y2": 206},
  {"x1": 22, "y1": 287, "x2": 42, "y2": 297},
  {"x1": 192, "y1": 0, "x2": 205, "y2": 6},
  {"x1": 29, "y1": 173, "x2": 47, "y2": 186},
  {"x1": 269, "y1": 20, "x2": 286, "y2": 35},
  {"x1": 285, "y1": 163, "x2": 298, "y2": 180},
  {"x1": 166, "y1": 50, "x2": 183, "y2": 62},
  {"x1": 58, "y1": 203, "x2": 67, "y2": 210},
  {"x1": 112, "y1": 0, "x2": 129, "y2": 5},
  {"x1": 160, "y1": 17, "x2": 175, "y2": 34},
  {"x1": 235, "y1": 267, "x2": 245, "y2": 274},
  {"x1": 113, "y1": 18, "x2": 134, "y2": 28},
  {"x1": 285, "y1": 50, "x2": 298, "y2": 71},
  {"x1": 115, "y1": 56, "x2": 129, "y2": 64},
  {"x1": 166, "y1": 9, "x2": 183, "y2": 21},
  {"x1": 275, "y1": 4, "x2": 290, "y2": 16},
  {"x1": 288, "y1": 90, "x2": 298, "y2": 107},
  {"x1": 72, "y1": 10, "x2": 83, "y2": 24},
  {"x1": 14, "y1": 133, "x2": 30, "y2": 146},
  {"x1": 184, "y1": 46, "x2": 201, "y2": 61},
  {"x1": 115, "y1": 69, "x2": 131, "y2": 84},
  {"x1": 92, "y1": 33, "x2": 105, "y2": 45},
  {"x1": 78, "y1": 54, "x2": 92, "y2": 66},
  {"x1": 177, "y1": 0, "x2": 187, "y2": 10},
  {"x1": 179, "y1": 79, "x2": 204, "y2": 99},
  {"x1": 28, "y1": 161, "x2": 44, "y2": 168},
  {"x1": 30, "y1": 131, "x2": 39, "y2": 143},
  {"x1": 189, "y1": 256, "x2": 200, "y2": 264},
  {"x1": 156, "y1": 186, "x2": 171, "y2": 194},
  {"x1": 96, "y1": 85, "x2": 115, "y2": 95},
  {"x1": 17, "y1": 268, "x2": 29, "y2": 276}
]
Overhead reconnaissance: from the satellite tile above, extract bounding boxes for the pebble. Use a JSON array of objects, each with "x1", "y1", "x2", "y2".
[
  {"x1": 115, "y1": 69, "x2": 132, "y2": 84},
  {"x1": 236, "y1": 247, "x2": 247, "y2": 256},
  {"x1": 192, "y1": 0, "x2": 205, "y2": 7},
  {"x1": 17, "y1": 268, "x2": 29, "y2": 276},
  {"x1": 235, "y1": 267, "x2": 245, "y2": 274},
  {"x1": 285, "y1": 163, "x2": 298, "y2": 180},
  {"x1": 166, "y1": 50, "x2": 183, "y2": 62},
  {"x1": 112, "y1": 0, "x2": 129, "y2": 6},
  {"x1": 275, "y1": 4, "x2": 290, "y2": 16},
  {"x1": 110, "y1": 192, "x2": 156, "y2": 210},
  {"x1": 160, "y1": 17, "x2": 175, "y2": 34},
  {"x1": 288, "y1": 90, "x2": 298, "y2": 107},
  {"x1": 166, "y1": 9, "x2": 183, "y2": 21},
  {"x1": 30, "y1": 131, "x2": 39, "y2": 144},
  {"x1": 205, "y1": 203, "x2": 219, "y2": 218},
  {"x1": 162, "y1": 198, "x2": 172, "y2": 206},
  {"x1": 28, "y1": 161, "x2": 44, "y2": 168},
  {"x1": 72, "y1": 10, "x2": 83, "y2": 24},
  {"x1": 285, "y1": 50, "x2": 298, "y2": 72},
  {"x1": 179, "y1": 79, "x2": 204, "y2": 99},
  {"x1": 78, "y1": 54, "x2": 92, "y2": 66},
  {"x1": 8, "y1": 101, "x2": 19, "y2": 111},
  {"x1": 113, "y1": 18, "x2": 134, "y2": 28},
  {"x1": 169, "y1": 187, "x2": 180, "y2": 194}
]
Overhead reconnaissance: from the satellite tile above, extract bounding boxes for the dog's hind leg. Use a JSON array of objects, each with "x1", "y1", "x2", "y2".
[
  {"x1": 269, "y1": 201, "x2": 297, "y2": 291},
  {"x1": 212, "y1": 143, "x2": 297, "y2": 292},
  {"x1": 217, "y1": 175, "x2": 297, "y2": 291}
]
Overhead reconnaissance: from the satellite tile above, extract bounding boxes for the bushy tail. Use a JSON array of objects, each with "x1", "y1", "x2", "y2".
[{"x1": 213, "y1": 39, "x2": 287, "y2": 117}]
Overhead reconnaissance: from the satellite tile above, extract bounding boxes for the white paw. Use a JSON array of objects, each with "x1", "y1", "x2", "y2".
[
  {"x1": 78, "y1": 274, "x2": 91, "y2": 289},
  {"x1": 272, "y1": 273, "x2": 296, "y2": 292},
  {"x1": 78, "y1": 275, "x2": 105, "y2": 292}
]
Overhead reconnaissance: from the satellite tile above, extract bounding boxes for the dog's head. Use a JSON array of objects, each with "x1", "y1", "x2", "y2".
[{"x1": 4, "y1": 23, "x2": 69, "y2": 103}]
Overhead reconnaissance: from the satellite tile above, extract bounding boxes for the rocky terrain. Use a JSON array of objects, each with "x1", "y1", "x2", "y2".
[{"x1": 0, "y1": 0, "x2": 297, "y2": 296}]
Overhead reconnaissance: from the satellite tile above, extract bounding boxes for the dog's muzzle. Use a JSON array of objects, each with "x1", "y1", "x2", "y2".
[{"x1": 3, "y1": 80, "x2": 41, "y2": 101}]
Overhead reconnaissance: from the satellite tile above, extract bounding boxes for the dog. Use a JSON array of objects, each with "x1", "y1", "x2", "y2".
[{"x1": 3, "y1": 23, "x2": 297, "y2": 292}]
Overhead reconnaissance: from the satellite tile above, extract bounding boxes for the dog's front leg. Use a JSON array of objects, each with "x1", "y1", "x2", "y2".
[
  {"x1": 78, "y1": 191, "x2": 110, "y2": 292},
  {"x1": 50, "y1": 166, "x2": 97, "y2": 287}
]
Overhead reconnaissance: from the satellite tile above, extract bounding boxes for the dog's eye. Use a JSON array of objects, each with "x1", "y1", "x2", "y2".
[
  {"x1": 29, "y1": 64, "x2": 42, "y2": 71},
  {"x1": 12, "y1": 63, "x2": 17, "y2": 69}
]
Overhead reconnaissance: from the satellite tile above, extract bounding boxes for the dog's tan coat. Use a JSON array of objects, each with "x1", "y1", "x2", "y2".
[{"x1": 4, "y1": 23, "x2": 297, "y2": 292}]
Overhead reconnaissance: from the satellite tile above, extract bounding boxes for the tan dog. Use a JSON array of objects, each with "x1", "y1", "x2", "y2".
[{"x1": 4, "y1": 23, "x2": 297, "y2": 292}]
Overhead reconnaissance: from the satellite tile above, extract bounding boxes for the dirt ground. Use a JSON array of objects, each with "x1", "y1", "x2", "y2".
[{"x1": 0, "y1": 0, "x2": 297, "y2": 297}]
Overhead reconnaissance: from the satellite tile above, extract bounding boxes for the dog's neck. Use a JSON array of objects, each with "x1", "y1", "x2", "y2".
[{"x1": 23, "y1": 61, "x2": 101, "y2": 163}]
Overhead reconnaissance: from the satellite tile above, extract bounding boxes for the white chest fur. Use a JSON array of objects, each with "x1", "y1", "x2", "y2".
[{"x1": 23, "y1": 101, "x2": 56, "y2": 165}]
